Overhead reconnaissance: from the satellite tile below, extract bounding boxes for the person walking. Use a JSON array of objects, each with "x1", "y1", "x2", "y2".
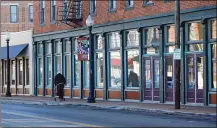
[{"x1": 54, "y1": 72, "x2": 66, "y2": 101}]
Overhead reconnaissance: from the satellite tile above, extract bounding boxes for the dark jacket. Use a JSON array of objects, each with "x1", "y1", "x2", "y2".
[
  {"x1": 128, "y1": 71, "x2": 139, "y2": 87},
  {"x1": 54, "y1": 73, "x2": 66, "y2": 88}
]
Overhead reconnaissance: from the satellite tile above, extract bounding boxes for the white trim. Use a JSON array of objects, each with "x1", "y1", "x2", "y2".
[
  {"x1": 125, "y1": 99, "x2": 140, "y2": 102},
  {"x1": 1, "y1": 3, "x2": 19, "y2": 6},
  {"x1": 107, "y1": 99, "x2": 121, "y2": 102},
  {"x1": 28, "y1": 3, "x2": 33, "y2": 6}
]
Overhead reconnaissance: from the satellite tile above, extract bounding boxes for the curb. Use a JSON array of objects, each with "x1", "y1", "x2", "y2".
[{"x1": 2, "y1": 99, "x2": 216, "y2": 121}]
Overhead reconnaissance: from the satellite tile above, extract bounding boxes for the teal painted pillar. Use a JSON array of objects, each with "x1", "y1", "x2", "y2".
[
  {"x1": 102, "y1": 33, "x2": 108, "y2": 101},
  {"x1": 120, "y1": 30, "x2": 126, "y2": 101},
  {"x1": 202, "y1": 19, "x2": 208, "y2": 106}
]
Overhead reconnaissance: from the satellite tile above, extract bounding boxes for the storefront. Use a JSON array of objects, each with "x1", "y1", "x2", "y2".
[{"x1": 33, "y1": 6, "x2": 216, "y2": 106}]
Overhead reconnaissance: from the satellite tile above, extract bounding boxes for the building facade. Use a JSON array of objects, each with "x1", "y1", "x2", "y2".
[
  {"x1": 0, "y1": 1, "x2": 34, "y2": 96},
  {"x1": 33, "y1": 0, "x2": 216, "y2": 106},
  {"x1": 1, "y1": 1, "x2": 33, "y2": 32},
  {"x1": 0, "y1": 30, "x2": 34, "y2": 95}
]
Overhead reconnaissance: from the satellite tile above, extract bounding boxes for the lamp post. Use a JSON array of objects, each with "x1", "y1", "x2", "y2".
[
  {"x1": 6, "y1": 32, "x2": 11, "y2": 97},
  {"x1": 86, "y1": 14, "x2": 95, "y2": 103}
]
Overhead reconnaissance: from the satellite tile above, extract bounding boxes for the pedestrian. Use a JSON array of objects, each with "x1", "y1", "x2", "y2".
[
  {"x1": 128, "y1": 70, "x2": 139, "y2": 87},
  {"x1": 54, "y1": 72, "x2": 66, "y2": 101}
]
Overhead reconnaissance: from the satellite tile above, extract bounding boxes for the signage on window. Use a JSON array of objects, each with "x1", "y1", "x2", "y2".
[{"x1": 76, "y1": 37, "x2": 89, "y2": 61}]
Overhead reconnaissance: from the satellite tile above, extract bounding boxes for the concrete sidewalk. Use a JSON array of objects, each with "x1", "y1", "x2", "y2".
[{"x1": 1, "y1": 95, "x2": 216, "y2": 120}]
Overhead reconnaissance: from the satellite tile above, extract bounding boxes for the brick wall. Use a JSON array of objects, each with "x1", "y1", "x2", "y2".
[
  {"x1": 1, "y1": 1, "x2": 33, "y2": 32},
  {"x1": 33, "y1": 0, "x2": 216, "y2": 34}
]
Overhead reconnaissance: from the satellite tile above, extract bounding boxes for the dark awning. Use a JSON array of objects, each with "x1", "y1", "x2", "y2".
[{"x1": 0, "y1": 44, "x2": 28, "y2": 59}]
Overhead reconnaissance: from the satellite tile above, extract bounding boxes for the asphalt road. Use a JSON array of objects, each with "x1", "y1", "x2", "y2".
[{"x1": 0, "y1": 103, "x2": 216, "y2": 127}]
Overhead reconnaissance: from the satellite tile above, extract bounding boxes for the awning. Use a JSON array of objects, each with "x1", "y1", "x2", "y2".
[{"x1": 0, "y1": 44, "x2": 28, "y2": 59}]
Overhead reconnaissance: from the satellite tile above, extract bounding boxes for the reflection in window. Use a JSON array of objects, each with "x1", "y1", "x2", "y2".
[
  {"x1": 212, "y1": 44, "x2": 217, "y2": 59},
  {"x1": 146, "y1": 47, "x2": 159, "y2": 54},
  {"x1": 188, "y1": 22, "x2": 203, "y2": 41},
  {"x1": 197, "y1": 57, "x2": 203, "y2": 89},
  {"x1": 212, "y1": 62, "x2": 217, "y2": 89},
  {"x1": 38, "y1": 44, "x2": 43, "y2": 54},
  {"x1": 46, "y1": 43, "x2": 52, "y2": 54},
  {"x1": 109, "y1": 32, "x2": 120, "y2": 49},
  {"x1": 65, "y1": 55, "x2": 70, "y2": 87},
  {"x1": 55, "y1": 41, "x2": 62, "y2": 53},
  {"x1": 145, "y1": 60, "x2": 151, "y2": 88},
  {"x1": 188, "y1": 57, "x2": 194, "y2": 88},
  {"x1": 19, "y1": 60, "x2": 23, "y2": 85},
  {"x1": 75, "y1": 57, "x2": 81, "y2": 87},
  {"x1": 84, "y1": 61, "x2": 90, "y2": 87},
  {"x1": 127, "y1": 30, "x2": 139, "y2": 47},
  {"x1": 189, "y1": 44, "x2": 203, "y2": 51},
  {"x1": 167, "y1": 46, "x2": 175, "y2": 53},
  {"x1": 96, "y1": 35, "x2": 103, "y2": 49},
  {"x1": 146, "y1": 28, "x2": 160, "y2": 46},
  {"x1": 12, "y1": 60, "x2": 15, "y2": 85},
  {"x1": 63, "y1": 39, "x2": 71, "y2": 53},
  {"x1": 166, "y1": 58, "x2": 173, "y2": 89},
  {"x1": 96, "y1": 53, "x2": 104, "y2": 87},
  {"x1": 55, "y1": 56, "x2": 61, "y2": 74},
  {"x1": 154, "y1": 60, "x2": 160, "y2": 88},
  {"x1": 109, "y1": 51, "x2": 121, "y2": 88},
  {"x1": 211, "y1": 20, "x2": 216, "y2": 39},
  {"x1": 47, "y1": 57, "x2": 52, "y2": 86},
  {"x1": 38, "y1": 58, "x2": 43, "y2": 86},
  {"x1": 127, "y1": 50, "x2": 140, "y2": 87},
  {"x1": 167, "y1": 25, "x2": 175, "y2": 43}
]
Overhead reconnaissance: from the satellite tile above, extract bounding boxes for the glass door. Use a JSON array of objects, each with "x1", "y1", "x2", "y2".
[
  {"x1": 186, "y1": 54, "x2": 204, "y2": 103},
  {"x1": 165, "y1": 57, "x2": 174, "y2": 102},
  {"x1": 144, "y1": 56, "x2": 160, "y2": 101}
]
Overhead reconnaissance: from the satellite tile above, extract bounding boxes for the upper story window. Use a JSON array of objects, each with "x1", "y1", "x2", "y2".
[
  {"x1": 28, "y1": 5, "x2": 33, "y2": 23},
  {"x1": 125, "y1": 0, "x2": 133, "y2": 7},
  {"x1": 188, "y1": 22, "x2": 203, "y2": 41},
  {"x1": 109, "y1": 0, "x2": 116, "y2": 11},
  {"x1": 143, "y1": 0, "x2": 154, "y2": 6},
  {"x1": 90, "y1": 0, "x2": 96, "y2": 14},
  {"x1": 40, "y1": 0, "x2": 45, "y2": 24},
  {"x1": 10, "y1": 5, "x2": 18, "y2": 23},
  {"x1": 50, "y1": 0, "x2": 56, "y2": 22},
  {"x1": 62, "y1": 0, "x2": 68, "y2": 20}
]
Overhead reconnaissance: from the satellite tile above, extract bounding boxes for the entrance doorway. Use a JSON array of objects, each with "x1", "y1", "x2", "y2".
[
  {"x1": 186, "y1": 54, "x2": 204, "y2": 103},
  {"x1": 144, "y1": 56, "x2": 160, "y2": 101}
]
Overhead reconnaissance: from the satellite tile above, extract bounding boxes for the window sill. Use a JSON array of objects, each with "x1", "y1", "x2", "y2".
[
  {"x1": 40, "y1": 23, "x2": 45, "y2": 27},
  {"x1": 143, "y1": 2, "x2": 154, "y2": 7},
  {"x1": 124, "y1": 6, "x2": 134, "y2": 11},
  {"x1": 90, "y1": 13, "x2": 96, "y2": 17},
  {"x1": 108, "y1": 9, "x2": 117, "y2": 14},
  {"x1": 50, "y1": 21, "x2": 56, "y2": 24}
]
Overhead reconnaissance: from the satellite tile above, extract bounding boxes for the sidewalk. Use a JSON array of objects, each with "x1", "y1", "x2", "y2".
[{"x1": 1, "y1": 95, "x2": 216, "y2": 119}]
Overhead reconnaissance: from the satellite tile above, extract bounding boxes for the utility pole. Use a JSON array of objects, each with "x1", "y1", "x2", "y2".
[{"x1": 174, "y1": 0, "x2": 181, "y2": 109}]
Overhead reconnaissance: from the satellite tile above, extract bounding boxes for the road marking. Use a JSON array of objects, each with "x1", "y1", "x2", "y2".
[{"x1": 2, "y1": 111, "x2": 102, "y2": 127}]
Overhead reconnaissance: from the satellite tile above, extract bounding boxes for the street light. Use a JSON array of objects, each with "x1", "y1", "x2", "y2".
[
  {"x1": 6, "y1": 32, "x2": 11, "y2": 97},
  {"x1": 86, "y1": 14, "x2": 95, "y2": 103}
]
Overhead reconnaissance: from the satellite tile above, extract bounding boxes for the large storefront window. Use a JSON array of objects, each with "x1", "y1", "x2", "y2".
[
  {"x1": 38, "y1": 58, "x2": 43, "y2": 86},
  {"x1": 75, "y1": 57, "x2": 81, "y2": 87},
  {"x1": 110, "y1": 51, "x2": 121, "y2": 88},
  {"x1": 108, "y1": 32, "x2": 121, "y2": 88},
  {"x1": 212, "y1": 44, "x2": 217, "y2": 89},
  {"x1": 55, "y1": 56, "x2": 61, "y2": 74},
  {"x1": 19, "y1": 60, "x2": 23, "y2": 85},
  {"x1": 63, "y1": 39, "x2": 71, "y2": 87},
  {"x1": 64, "y1": 55, "x2": 70, "y2": 87},
  {"x1": 46, "y1": 57, "x2": 52, "y2": 86},
  {"x1": 11, "y1": 60, "x2": 15, "y2": 85},
  {"x1": 96, "y1": 35, "x2": 104, "y2": 88},
  {"x1": 126, "y1": 29, "x2": 140, "y2": 88}
]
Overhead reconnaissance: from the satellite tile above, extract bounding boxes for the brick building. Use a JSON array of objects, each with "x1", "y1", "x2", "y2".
[
  {"x1": 0, "y1": 1, "x2": 34, "y2": 96},
  {"x1": 32, "y1": 0, "x2": 216, "y2": 106},
  {"x1": 1, "y1": 1, "x2": 33, "y2": 32}
]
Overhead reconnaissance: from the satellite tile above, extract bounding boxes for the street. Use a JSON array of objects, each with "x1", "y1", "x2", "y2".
[{"x1": 0, "y1": 103, "x2": 216, "y2": 127}]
